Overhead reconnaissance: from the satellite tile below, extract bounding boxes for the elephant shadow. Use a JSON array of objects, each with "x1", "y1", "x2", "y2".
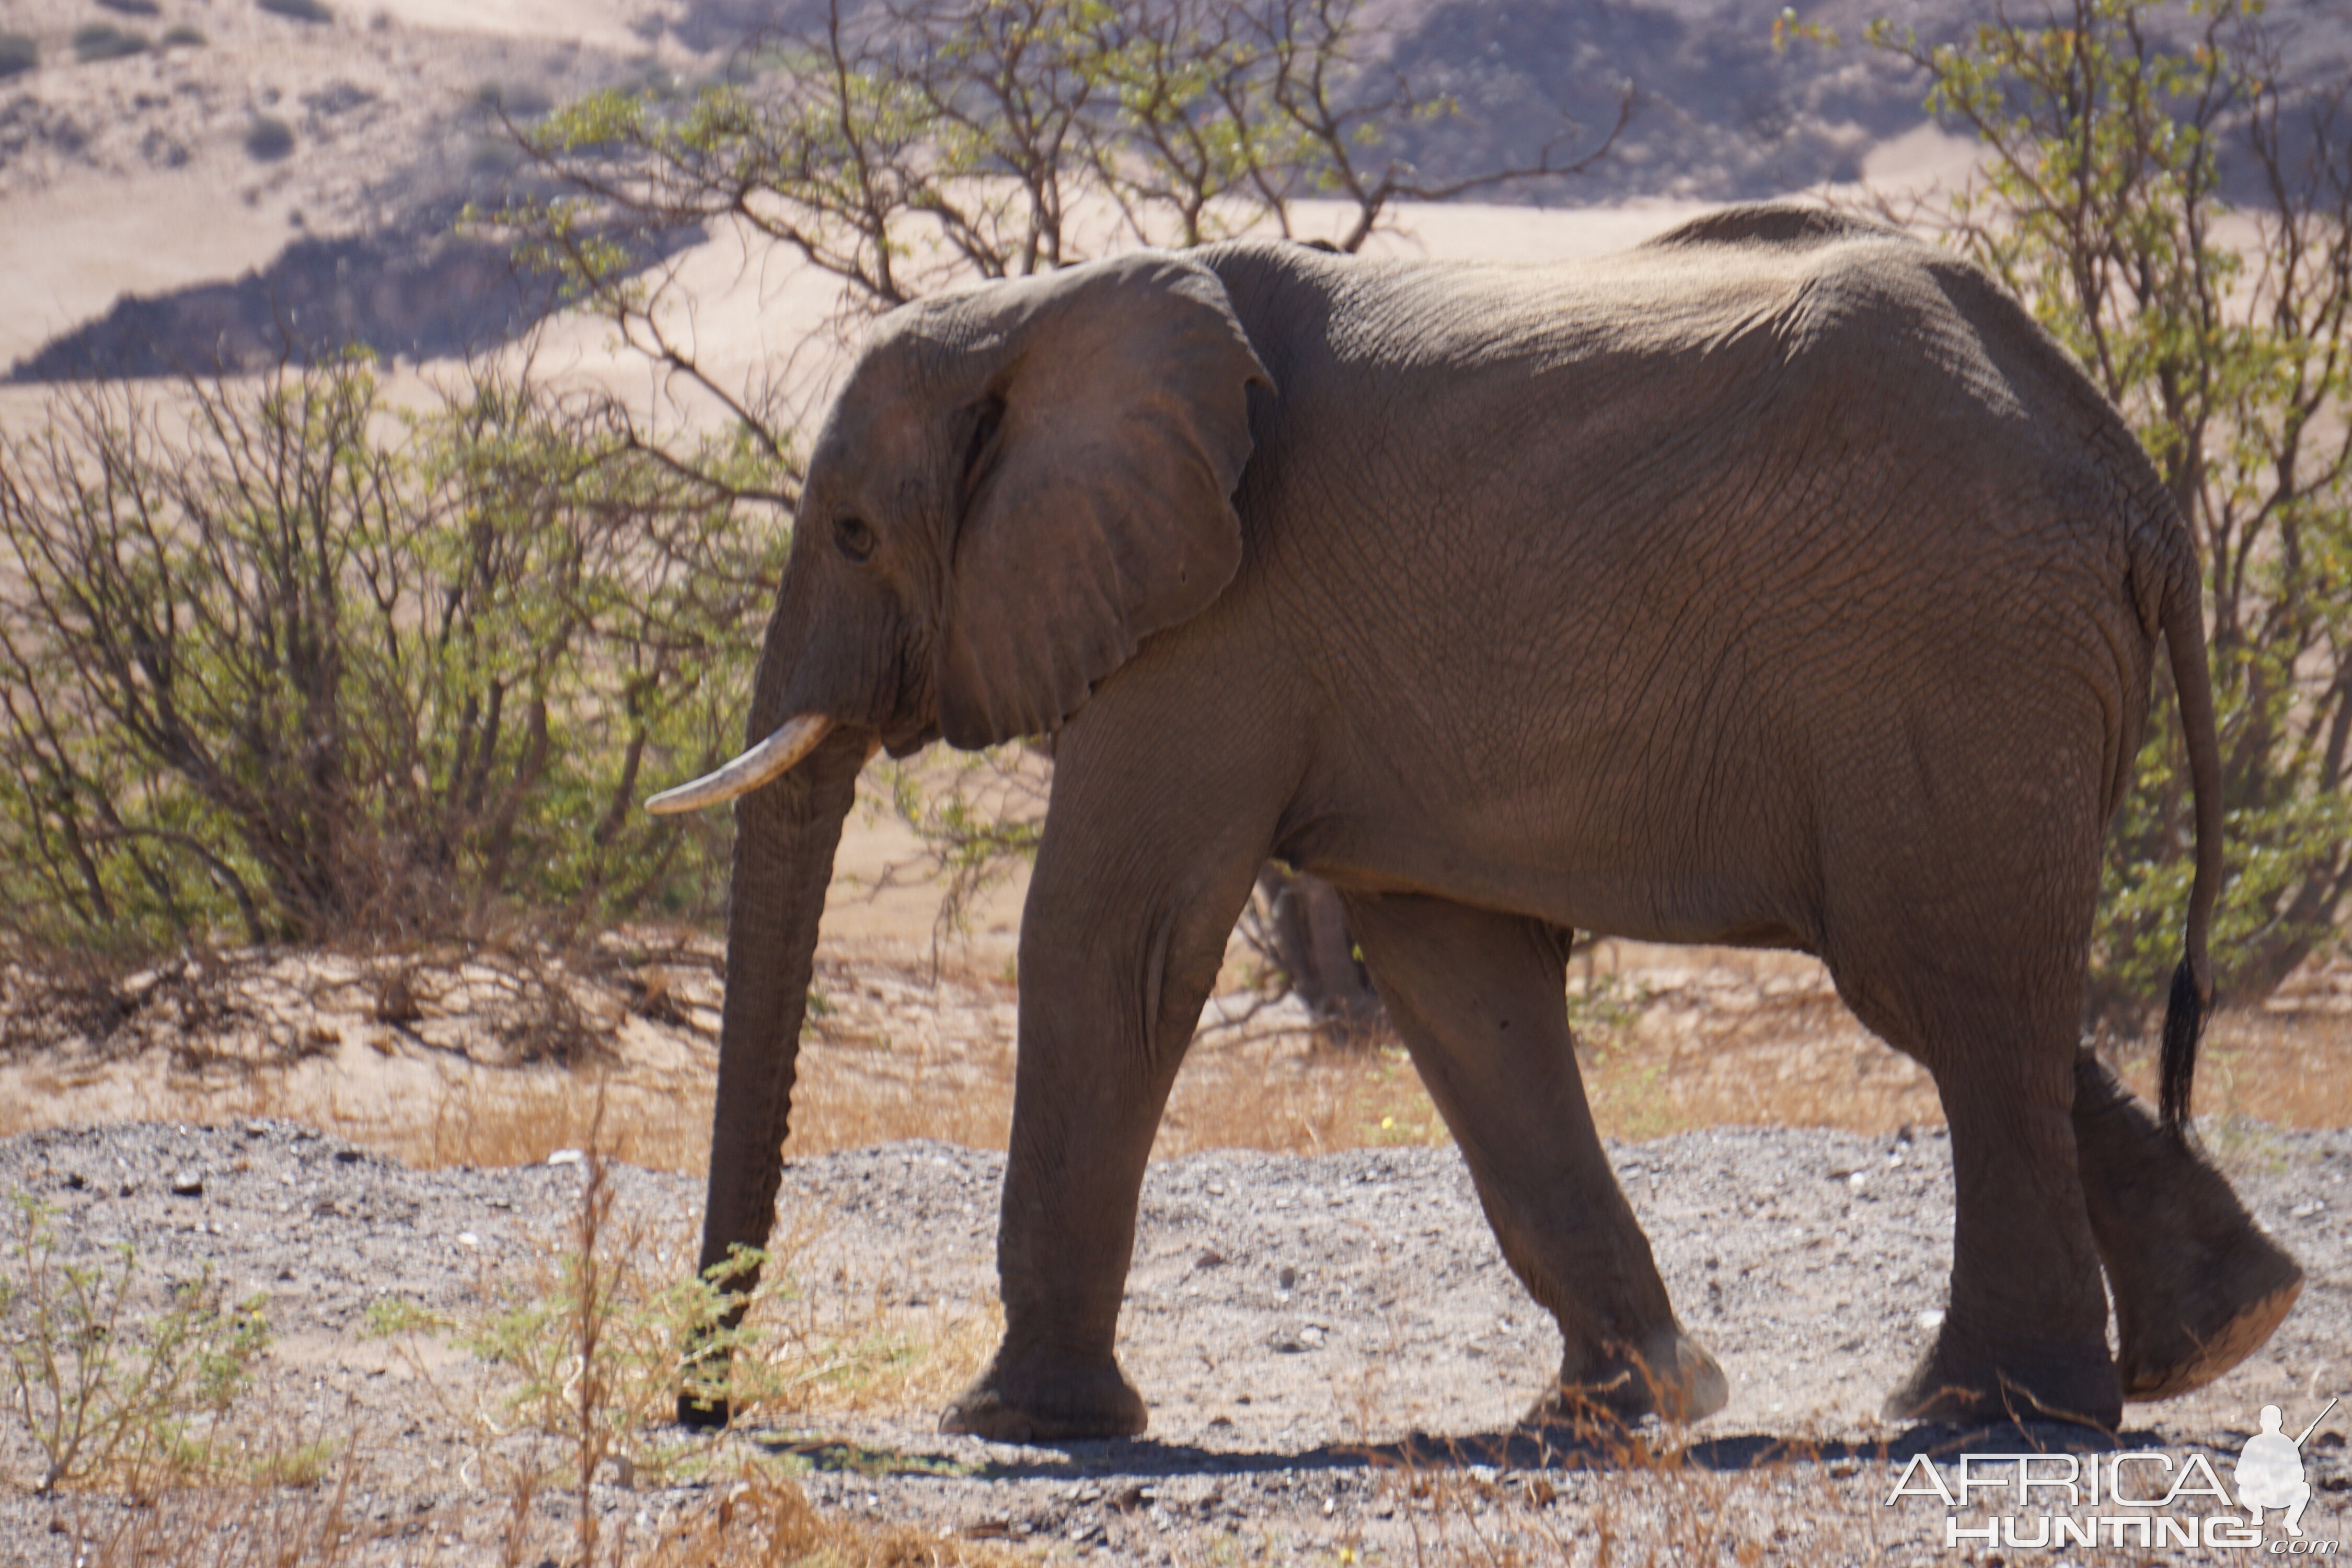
[{"x1": 758, "y1": 1417, "x2": 2143, "y2": 1485}]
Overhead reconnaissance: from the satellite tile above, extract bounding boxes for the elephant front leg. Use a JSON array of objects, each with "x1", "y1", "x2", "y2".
[
  {"x1": 939, "y1": 799, "x2": 1268, "y2": 1443},
  {"x1": 1342, "y1": 893, "x2": 1728, "y2": 1425},
  {"x1": 2072, "y1": 1051, "x2": 2302, "y2": 1400}
]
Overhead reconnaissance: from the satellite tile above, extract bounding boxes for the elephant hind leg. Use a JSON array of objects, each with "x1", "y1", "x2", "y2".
[
  {"x1": 1341, "y1": 893, "x2": 1728, "y2": 1425},
  {"x1": 1831, "y1": 934, "x2": 2121, "y2": 1430},
  {"x1": 2072, "y1": 1050, "x2": 2303, "y2": 1400}
]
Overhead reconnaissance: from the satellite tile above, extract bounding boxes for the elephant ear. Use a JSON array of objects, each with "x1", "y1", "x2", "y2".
[{"x1": 936, "y1": 253, "x2": 1270, "y2": 747}]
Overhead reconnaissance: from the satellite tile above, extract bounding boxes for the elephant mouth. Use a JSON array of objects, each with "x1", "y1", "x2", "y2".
[{"x1": 644, "y1": 713, "x2": 836, "y2": 815}]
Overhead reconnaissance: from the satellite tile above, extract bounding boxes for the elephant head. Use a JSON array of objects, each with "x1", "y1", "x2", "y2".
[{"x1": 650, "y1": 252, "x2": 1270, "y2": 1421}]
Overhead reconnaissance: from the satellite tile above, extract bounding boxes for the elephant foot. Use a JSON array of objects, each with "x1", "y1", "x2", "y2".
[
  {"x1": 939, "y1": 1353, "x2": 1147, "y2": 1443},
  {"x1": 2073, "y1": 1049, "x2": 2308, "y2": 1403},
  {"x1": 1527, "y1": 1328, "x2": 1730, "y2": 1427},
  {"x1": 1881, "y1": 1316, "x2": 2120, "y2": 1432},
  {"x1": 2116, "y1": 1234, "x2": 2303, "y2": 1401}
]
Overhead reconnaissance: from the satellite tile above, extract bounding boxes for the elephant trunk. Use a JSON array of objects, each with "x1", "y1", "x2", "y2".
[{"x1": 679, "y1": 719, "x2": 868, "y2": 1426}]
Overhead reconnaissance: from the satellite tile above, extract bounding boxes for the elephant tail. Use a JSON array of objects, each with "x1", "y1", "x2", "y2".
[{"x1": 2159, "y1": 539, "x2": 2222, "y2": 1138}]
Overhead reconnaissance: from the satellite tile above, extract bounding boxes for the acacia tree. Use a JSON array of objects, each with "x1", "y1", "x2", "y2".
[
  {"x1": 1859, "y1": 0, "x2": 2352, "y2": 1017},
  {"x1": 494, "y1": 0, "x2": 1623, "y2": 498}
]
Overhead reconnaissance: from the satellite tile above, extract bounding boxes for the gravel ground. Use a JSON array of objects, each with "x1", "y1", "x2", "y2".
[{"x1": 0, "y1": 1117, "x2": 2342, "y2": 1563}]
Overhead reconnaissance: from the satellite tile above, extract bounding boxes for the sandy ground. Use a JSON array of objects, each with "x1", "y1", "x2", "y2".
[{"x1": 0, "y1": 1117, "x2": 2339, "y2": 1564}]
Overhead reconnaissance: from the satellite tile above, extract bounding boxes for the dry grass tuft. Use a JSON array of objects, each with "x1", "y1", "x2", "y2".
[
  {"x1": 70, "y1": 1457, "x2": 1024, "y2": 1567},
  {"x1": 639, "y1": 1461, "x2": 1023, "y2": 1568}
]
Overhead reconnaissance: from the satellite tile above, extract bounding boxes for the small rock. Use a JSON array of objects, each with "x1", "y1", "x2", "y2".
[
  {"x1": 333, "y1": 1148, "x2": 363, "y2": 1164},
  {"x1": 1277, "y1": 1264, "x2": 1297, "y2": 1289},
  {"x1": 457, "y1": 1232, "x2": 480, "y2": 1249},
  {"x1": 62, "y1": 1171, "x2": 85, "y2": 1191},
  {"x1": 1916, "y1": 1309, "x2": 1946, "y2": 1332},
  {"x1": 1195, "y1": 1249, "x2": 1227, "y2": 1270},
  {"x1": 169, "y1": 1172, "x2": 203, "y2": 1198},
  {"x1": 547, "y1": 1149, "x2": 585, "y2": 1167}
]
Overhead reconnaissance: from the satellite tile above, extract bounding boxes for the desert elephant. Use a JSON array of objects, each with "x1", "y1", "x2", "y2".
[{"x1": 650, "y1": 203, "x2": 2303, "y2": 1438}]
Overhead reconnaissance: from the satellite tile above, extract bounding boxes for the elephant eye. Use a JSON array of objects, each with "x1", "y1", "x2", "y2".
[{"x1": 834, "y1": 515, "x2": 877, "y2": 563}]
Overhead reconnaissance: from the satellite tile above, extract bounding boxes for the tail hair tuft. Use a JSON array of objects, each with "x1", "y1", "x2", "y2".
[{"x1": 2160, "y1": 958, "x2": 2203, "y2": 1139}]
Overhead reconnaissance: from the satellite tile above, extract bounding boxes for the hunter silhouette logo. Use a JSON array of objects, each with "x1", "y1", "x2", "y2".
[{"x1": 2236, "y1": 1399, "x2": 2336, "y2": 1539}]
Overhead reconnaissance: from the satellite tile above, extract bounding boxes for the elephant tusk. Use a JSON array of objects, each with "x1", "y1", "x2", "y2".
[{"x1": 644, "y1": 713, "x2": 836, "y2": 815}]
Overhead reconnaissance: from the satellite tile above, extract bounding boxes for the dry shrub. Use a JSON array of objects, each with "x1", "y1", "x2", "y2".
[
  {"x1": 78, "y1": 1474, "x2": 363, "y2": 1568},
  {"x1": 640, "y1": 1464, "x2": 1020, "y2": 1568},
  {"x1": 416, "y1": 1071, "x2": 711, "y2": 1173},
  {"x1": 73, "y1": 1459, "x2": 1016, "y2": 1567},
  {"x1": 0, "y1": 359, "x2": 775, "y2": 958}
]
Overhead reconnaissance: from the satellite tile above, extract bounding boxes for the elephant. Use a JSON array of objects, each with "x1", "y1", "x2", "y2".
[{"x1": 649, "y1": 201, "x2": 2304, "y2": 1439}]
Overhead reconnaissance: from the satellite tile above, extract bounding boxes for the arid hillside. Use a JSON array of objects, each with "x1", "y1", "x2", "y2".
[{"x1": 10, "y1": 0, "x2": 2342, "y2": 383}]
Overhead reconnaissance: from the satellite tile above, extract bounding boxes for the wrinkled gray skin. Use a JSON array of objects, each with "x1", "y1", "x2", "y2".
[{"x1": 682, "y1": 204, "x2": 2303, "y2": 1440}]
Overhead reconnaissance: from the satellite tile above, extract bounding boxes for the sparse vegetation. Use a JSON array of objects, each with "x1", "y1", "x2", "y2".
[
  {"x1": 257, "y1": 0, "x2": 334, "y2": 21},
  {"x1": 159, "y1": 24, "x2": 205, "y2": 49},
  {"x1": 70, "y1": 22, "x2": 147, "y2": 61},
  {"x1": 240, "y1": 113, "x2": 293, "y2": 159},
  {"x1": 0, "y1": 1193, "x2": 270, "y2": 1493},
  {"x1": 0, "y1": 32, "x2": 36, "y2": 78},
  {"x1": 501, "y1": 0, "x2": 1625, "y2": 503},
  {"x1": 359, "y1": 1126, "x2": 1000, "y2": 1562},
  {"x1": 0, "y1": 357, "x2": 785, "y2": 955}
]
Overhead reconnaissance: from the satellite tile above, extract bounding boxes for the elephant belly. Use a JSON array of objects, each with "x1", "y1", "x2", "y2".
[{"x1": 1279, "y1": 809, "x2": 1823, "y2": 952}]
